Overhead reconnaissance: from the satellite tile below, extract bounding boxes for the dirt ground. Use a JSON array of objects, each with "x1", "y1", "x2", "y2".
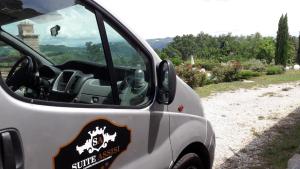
[{"x1": 202, "y1": 81, "x2": 300, "y2": 168}]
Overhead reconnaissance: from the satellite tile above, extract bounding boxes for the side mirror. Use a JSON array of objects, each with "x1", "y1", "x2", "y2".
[{"x1": 157, "y1": 60, "x2": 177, "y2": 105}]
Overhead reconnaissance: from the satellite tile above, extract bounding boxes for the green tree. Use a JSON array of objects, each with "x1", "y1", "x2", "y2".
[
  {"x1": 288, "y1": 36, "x2": 297, "y2": 64},
  {"x1": 85, "y1": 42, "x2": 105, "y2": 63},
  {"x1": 170, "y1": 35, "x2": 196, "y2": 60},
  {"x1": 275, "y1": 14, "x2": 289, "y2": 66},
  {"x1": 158, "y1": 46, "x2": 183, "y2": 65},
  {"x1": 161, "y1": 46, "x2": 182, "y2": 58},
  {"x1": 195, "y1": 32, "x2": 219, "y2": 59},
  {"x1": 235, "y1": 34, "x2": 258, "y2": 59},
  {"x1": 256, "y1": 37, "x2": 275, "y2": 64},
  {"x1": 296, "y1": 34, "x2": 300, "y2": 64}
]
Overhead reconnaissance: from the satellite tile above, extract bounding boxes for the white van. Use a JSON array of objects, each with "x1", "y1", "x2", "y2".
[{"x1": 0, "y1": 0, "x2": 215, "y2": 169}]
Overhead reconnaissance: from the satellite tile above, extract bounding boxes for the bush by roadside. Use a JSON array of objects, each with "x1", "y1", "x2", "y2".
[
  {"x1": 241, "y1": 59, "x2": 266, "y2": 72},
  {"x1": 266, "y1": 65, "x2": 284, "y2": 75},
  {"x1": 211, "y1": 61, "x2": 241, "y2": 83},
  {"x1": 238, "y1": 70, "x2": 261, "y2": 79},
  {"x1": 194, "y1": 59, "x2": 220, "y2": 71},
  {"x1": 174, "y1": 58, "x2": 294, "y2": 89},
  {"x1": 176, "y1": 65, "x2": 207, "y2": 88},
  {"x1": 169, "y1": 56, "x2": 183, "y2": 66}
]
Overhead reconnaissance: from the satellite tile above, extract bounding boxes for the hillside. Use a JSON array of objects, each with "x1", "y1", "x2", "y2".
[{"x1": 146, "y1": 37, "x2": 173, "y2": 50}]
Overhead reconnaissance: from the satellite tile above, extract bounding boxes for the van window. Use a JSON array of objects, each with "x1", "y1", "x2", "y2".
[
  {"x1": 0, "y1": 5, "x2": 113, "y2": 105},
  {"x1": 0, "y1": 4, "x2": 152, "y2": 107},
  {"x1": 105, "y1": 22, "x2": 152, "y2": 106}
]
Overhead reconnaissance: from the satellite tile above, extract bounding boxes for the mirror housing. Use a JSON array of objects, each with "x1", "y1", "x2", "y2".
[{"x1": 157, "y1": 60, "x2": 177, "y2": 105}]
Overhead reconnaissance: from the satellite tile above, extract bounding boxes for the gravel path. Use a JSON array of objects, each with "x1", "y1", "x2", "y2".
[{"x1": 202, "y1": 81, "x2": 300, "y2": 168}]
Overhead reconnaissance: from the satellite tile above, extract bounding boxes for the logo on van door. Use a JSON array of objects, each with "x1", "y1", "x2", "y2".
[
  {"x1": 54, "y1": 119, "x2": 131, "y2": 169},
  {"x1": 76, "y1": 126, "x2": 117, "y2": 155}
]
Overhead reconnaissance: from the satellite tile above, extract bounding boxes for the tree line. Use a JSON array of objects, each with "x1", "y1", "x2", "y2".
[{"x1": 158, "y1": 14, "x2": 300, "y2": 66}]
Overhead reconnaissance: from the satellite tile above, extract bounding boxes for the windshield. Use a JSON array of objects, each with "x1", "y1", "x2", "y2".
[{"x1": 1, "y1": 4, "x2": 106, "y2": 65}]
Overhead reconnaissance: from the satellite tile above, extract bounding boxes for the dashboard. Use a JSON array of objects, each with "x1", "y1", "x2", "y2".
[
  {"x1": 36, "y1": 61, "x2": 115, "y2": 104},
  {"x1": 19, "y1": 60, "x2": 149, "y2": 105}
]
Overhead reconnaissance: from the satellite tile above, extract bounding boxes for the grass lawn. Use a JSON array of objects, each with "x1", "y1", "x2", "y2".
[{"x1": 195, "y1": 70, "x2": 300, "y2": 97}]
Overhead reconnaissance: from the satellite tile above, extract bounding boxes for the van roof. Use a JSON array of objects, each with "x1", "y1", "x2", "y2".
[{"x1": 0, "y1": 0, "x2": 75, "y2": 25}]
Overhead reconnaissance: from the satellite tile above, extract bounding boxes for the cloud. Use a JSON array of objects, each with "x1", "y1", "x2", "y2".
[
  {"x1": 30, "y1": 12, "x2": 63, "y2": 24},
  {"x1": 32, "y1": 5, "x2": 101, "y2": 46}
]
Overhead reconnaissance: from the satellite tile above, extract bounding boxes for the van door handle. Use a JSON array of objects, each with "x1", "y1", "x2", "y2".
[{"x1": 0, "y1": 129, "x2": 24, "y2": 169}]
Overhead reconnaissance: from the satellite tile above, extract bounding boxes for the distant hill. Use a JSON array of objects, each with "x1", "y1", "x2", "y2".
[
  {"x1": 39, "y1": 42, "x2": 146, "y2": 66},
  {"x1": 35, "y1": 38, "x2": 174, "y2": 64},
  {"x1": 146, "y1": 37, "x2": 173, "y2": 50}
]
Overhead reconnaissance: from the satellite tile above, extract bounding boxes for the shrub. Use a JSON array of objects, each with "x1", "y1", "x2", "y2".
[
  {"x1": 176, "y1": 65, "x2": 207, "y2": 88},
  {"x1": 228, "y1": 60, "x2": 242, "y2": 70},
  {"x1": 194, "y1": 59, "x2": 220, "y2": 71},
  {"x1": 238, "y1": 70, "x2": 260, "y2": 79},
  {"x1": 266, "y1": 65, "x2": 284, "y2": 75},
  {"x1": 212, "y1": 64, "x2": 240, "y2": 83},
  {"x1": 241, "y1": 59, "x2": 266, "y2": 72},
  {"x1": 170, "y1": 56, "x2": 183, "y2": 66}
]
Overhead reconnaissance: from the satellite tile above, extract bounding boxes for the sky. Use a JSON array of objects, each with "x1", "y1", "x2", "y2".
[
  {"x1": 3, "y1": 0, "x2": 300, "y2": 47},
  {"x1": 96, "y1": 0, "x2": 300, "y2": 39}
]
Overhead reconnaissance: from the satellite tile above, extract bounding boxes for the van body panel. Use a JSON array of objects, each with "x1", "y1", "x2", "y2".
[
  {"x1": 168, "y1": 77, "x2": 215, "y2": 167},
  {"x1": 0, "y1": 87, "x2": 172, "y2": 169},
  {"x1": 168, "y1": 77, "x2": 205, "y2": 117}
]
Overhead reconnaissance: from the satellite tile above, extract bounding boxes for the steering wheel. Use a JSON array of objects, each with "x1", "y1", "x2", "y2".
[{"x1": 6, "y1": 56, "x2": 37, "y2": 91}]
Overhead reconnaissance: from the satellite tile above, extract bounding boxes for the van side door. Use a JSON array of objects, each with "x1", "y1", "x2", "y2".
[{"x1": 0, "y1": 1, "x2": 172, "y2": 169}]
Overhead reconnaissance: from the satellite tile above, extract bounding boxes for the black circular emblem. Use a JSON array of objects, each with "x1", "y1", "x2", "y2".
[{"x1": 92, "y1": 134, "x2": 104, "y2": 150}]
